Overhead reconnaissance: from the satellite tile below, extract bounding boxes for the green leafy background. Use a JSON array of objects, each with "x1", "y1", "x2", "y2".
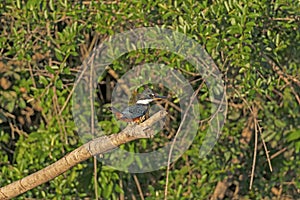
[{"x1": 0, "y1": 0, "x2": 299, "y2": 199}]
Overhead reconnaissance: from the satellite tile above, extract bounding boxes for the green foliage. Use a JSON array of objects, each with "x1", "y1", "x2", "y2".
[{"x1": 0, "y1": 0, "x2": 299, "y2": 199}]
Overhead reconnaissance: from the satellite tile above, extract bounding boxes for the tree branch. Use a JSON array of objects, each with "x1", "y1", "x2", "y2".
[{"x1": 0, "y1": 110, "x2": 167, "y2": 200}]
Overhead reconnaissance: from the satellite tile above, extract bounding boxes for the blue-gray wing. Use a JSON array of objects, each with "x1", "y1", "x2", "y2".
[{"x1": 121, "y1": 105, "x2": 148, "y2": 119}]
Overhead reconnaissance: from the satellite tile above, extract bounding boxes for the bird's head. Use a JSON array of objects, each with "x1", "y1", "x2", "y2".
[{"x1": 136, "y1": 89, "x2": 166, "y2": 104}]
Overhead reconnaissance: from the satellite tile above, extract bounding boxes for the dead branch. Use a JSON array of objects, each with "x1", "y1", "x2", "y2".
[{"x1": 0, "y1": 110, "x2": 167, "y2": 200}]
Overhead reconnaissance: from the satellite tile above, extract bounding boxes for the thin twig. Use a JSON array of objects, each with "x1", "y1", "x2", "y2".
[
  {"x1": 256, "y1": 121, "x2": 272, "y2": 172},
  {"x1": 270, "y1": 147, "x2": 287, "y2": 160},
  {"x1": 234, "y1": 88, "x2": 273, "y2": 189},
  {"x1": 106, "y1": 66, "x2": 131, "y2": 96},
  {"x1": 133, "y1": 175, "x2": 145, "y2": 200},
  {"x1": 263, "y1": 55, "x2": 300, "y2": 106},
  {"x1": 249, "y1": 118, "x2": 258, "y2": 190},
  {"x1": 89, "y1": 46, "x2": 98, "y2": 199},
  {"x1": 93, "y1": 157, "x2": 98, "y2": 199},
  {"x1": 119, "y1": 176, "x2": 125, "y2": 200}
]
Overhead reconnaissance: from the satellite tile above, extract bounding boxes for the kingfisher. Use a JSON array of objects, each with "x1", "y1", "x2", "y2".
[{"x1": 111, "y1": 89, "x2": 166, "y2": 123}]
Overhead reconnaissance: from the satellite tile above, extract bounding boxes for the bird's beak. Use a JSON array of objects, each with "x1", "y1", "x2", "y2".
[{"x1": 153, "y1": 94, "x2": 166, "y2": 100}]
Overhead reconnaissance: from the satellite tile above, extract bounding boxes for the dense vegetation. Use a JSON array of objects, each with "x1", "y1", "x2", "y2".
[{"x1": 0, "y1": 0, "x2": 299, "y2": 199}]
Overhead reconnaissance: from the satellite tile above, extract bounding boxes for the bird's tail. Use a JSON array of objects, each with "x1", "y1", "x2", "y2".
[{"x1": 110, "y1": 106, "x2": 124, "y2": 119}]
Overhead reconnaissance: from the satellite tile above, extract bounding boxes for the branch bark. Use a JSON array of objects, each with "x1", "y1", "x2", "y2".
[{"x1": 0, "y1": 110, "x2": 167, "y2": 200}]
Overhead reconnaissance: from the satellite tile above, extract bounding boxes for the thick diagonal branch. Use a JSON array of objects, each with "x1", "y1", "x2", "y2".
[{"x1": 0, "y1": 110, "x2": 167, "y2": 200}]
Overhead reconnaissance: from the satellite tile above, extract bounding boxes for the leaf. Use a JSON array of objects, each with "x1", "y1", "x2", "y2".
[
  {"x1": 55, "y1": 79, "x2": 63, "y2": 89},
  {"x1": 286, "y1": 129, "x2": 300, "y2": 142},
  {"x1": 55, "y1": 48, "x2": 64, "y2": 61},
  {"x1": 274, "y1": 119, "x2": 286, "y2": 128},
  {"x1": 46, "y1": 65, "x2": 55, "y2": 74},
  {"x1": 19, "y1": 98, "x2": 26, "y2": 109},
  {"x1": 39, "y1": 76, "x2": 49, "y2": 85},
  {"x1": 6, "y1": 100, "x2": 15, "y2": 113}
]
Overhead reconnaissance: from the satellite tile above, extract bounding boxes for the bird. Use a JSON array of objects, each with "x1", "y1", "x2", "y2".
[{"x1": 111, "y1": 89, "x2": 166, "y2": 123}]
